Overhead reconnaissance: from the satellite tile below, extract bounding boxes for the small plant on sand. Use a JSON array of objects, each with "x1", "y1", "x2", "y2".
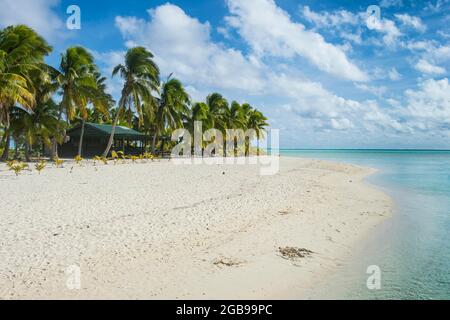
[
  {"x1": 93, "y1": 156, "x2": 100, "y2": 166},
  {"x1": 116, "y1": 151, "x2": 126, "y2": 164},
  {"x1": 6, "y1": 160, "x2": 17, "y2": 170},
  {"x1": 100, "y1": 156, "x2": 108, "y2": 165},
  {"x1": 143, "y1": 152, "x2": 154, "y2": 162},
  {"x1": 111, "y1": 151, "x2": 119, "y2": 164},
  {"x1": 53, "y1": 157, "x2": 64, "y2": 168},
  {"x1": 35, "y1": 160, "x2": 46, "y2": 174},
  {"x1": 130, "y1": 155, "x2": 139, "y2": 163},
  {"x1": 9, "y1": 162, "x2": 28, "y2": 176},
  {"x1": 74, "y1": 155, "x2": 83, "y2": 166}
]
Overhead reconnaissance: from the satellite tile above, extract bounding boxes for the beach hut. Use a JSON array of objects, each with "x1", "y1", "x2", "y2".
[{"x1": 59, "y1": 122, "x2": 152, "y2": 158}]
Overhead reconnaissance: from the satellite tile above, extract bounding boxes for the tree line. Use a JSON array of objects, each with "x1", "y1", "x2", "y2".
[{"x1": 0, "y1": 25, "x2": 268, "y2": 161}]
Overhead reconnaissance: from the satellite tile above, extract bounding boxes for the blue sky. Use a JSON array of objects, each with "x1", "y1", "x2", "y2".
[{"x1": 1, "y1": 0, "x2": 450, "y2": 148}]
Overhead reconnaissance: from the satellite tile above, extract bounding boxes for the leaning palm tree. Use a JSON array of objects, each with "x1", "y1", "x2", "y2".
[
  {"x1": 76, "y1": 71, "x2": 114, "y2": 156},
  {"x1": 152, "y1": 78, "x2": 190, "y2": 153},
  {"x1": 103, "y1": 47, "x2": 160, "y2": 157},
  {"x1": 0, "y1": 25, "x2": 52, "y2": 160}
]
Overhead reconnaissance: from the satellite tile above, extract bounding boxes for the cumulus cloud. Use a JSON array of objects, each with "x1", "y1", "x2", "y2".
[
  {"x1": 0, "y1": 0, "x2": 64, "y2": 40},
  {"x1": 225, "y1": 0, "x2": 367, "y2": 81},
  {"x1": 115, "y1": 4, "x2": 265, "y2": 92},
  {"x1": 355, "y1": 83, "x2": 388, "y2": 97},
  {"x1": 366, "y1": 15, "x2": 402, "y2": 46},
  {"x1": 301, "y1": 6, "x2": 360, "y2": 28},
  {"x1": 269, "y1": 73, "x2": 404, "y2": 133},
  {"x1": 380, "y1": 0, "x2": 404, "y2": 7},
  {"x1": 395, "y1": 14, "x2": 427, "y2": 32},
  {"x1": 414, "y1": 59, "x2": 446, "y2": 75},
  {"x1": 389, "y1": 67, "x2": 402, "y2": 80},
  {"x1": 404, "y1": 78, "x2": 450, "y2": 129},
  {"x1": 300, "y1": 4, "x2": 404, "y2": 47}
]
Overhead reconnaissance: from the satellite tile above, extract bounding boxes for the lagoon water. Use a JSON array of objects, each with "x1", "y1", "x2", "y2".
[{"x1": 281, "y1": 150, "x2": 450, "y2": 300}]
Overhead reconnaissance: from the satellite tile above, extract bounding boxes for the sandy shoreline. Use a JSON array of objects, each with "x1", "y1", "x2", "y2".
[{"x1": 0, "y1": 156, "x2": 392, "y2": 299}]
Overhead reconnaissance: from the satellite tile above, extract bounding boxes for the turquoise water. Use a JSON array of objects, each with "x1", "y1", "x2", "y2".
[{"x1": 280, "y1": 150, "x2": 450, "y2": 300}]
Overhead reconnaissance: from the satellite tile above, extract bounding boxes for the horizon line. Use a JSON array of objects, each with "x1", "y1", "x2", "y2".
[{"x1": 270, "y1": 148, "x2": 450, "y2": 151}]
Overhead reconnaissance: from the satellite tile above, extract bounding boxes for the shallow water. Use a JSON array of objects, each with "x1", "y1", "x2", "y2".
[{"x1": 280, "y1": 150, "x2": 450, "y2": 300}]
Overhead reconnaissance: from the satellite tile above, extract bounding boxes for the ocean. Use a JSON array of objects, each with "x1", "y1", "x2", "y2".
[{"x1": 280, "y1": 149, "x2": 450, "y2": 300}]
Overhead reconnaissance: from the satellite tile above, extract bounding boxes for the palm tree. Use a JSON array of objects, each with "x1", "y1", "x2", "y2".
[
  {"x1": 0, "y1": 25, "x2": 52, "y2": 160},
  {"x1": 103, "y1": 47, "x2": 160, "y2": 157},
  {"x1": 186, "y1": 102, "x2": 211, "y2": 134},
  {"x1": 247, "y1": 108, "x2": 268, "y2": 155},
  {"x1": 205, "y1": 93, "x2": 228, "y2": 131},
  {"x1": 152, "y1": 77, "x2": 190, "y2": 153},
  {"x1": 224, "y1": 101, "x2": 247, "y2": 156},
  {"x1": 56, "y1": 47, "x2": 107, "y2": 157},
  {"x1": 76, "y1": 71, "x2": 114, "y2": 157},
  {"x1": 10, "y1": 99, "x2": 63, "y2": 161}
]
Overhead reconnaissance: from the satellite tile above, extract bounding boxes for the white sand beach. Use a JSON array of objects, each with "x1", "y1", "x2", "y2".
[{"x1": 0, "y1": 156, "x2": 392, "y2": 299}]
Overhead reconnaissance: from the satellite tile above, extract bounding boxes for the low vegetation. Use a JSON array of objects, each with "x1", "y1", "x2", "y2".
[{"x1": 34, "y1": 160, "x2": 46, "y2": 174}]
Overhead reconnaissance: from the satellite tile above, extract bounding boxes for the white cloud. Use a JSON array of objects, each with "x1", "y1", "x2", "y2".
[
  {"x1": 269, "y1": 73, "x2": 405, "y2": 133},
  {"x1": 404, "y1": 78, "x2": 450, "y2": 128},
  {"x1": 414, "y1": 59, "x2": 446, "y2": 75},
  {"x1": 355, "y1": 83, "x2": 388, "y2": 97},
  {"x1": 331, "y1": 118, "x2": 354, "y2": 130},
  {"x1": 432, "y1": 45, "x2": 450, "y2": 61},
  {"x1": 0, "y1": 0, "x2": 64, "y2": 40},
  {"x1": 395, "y1": 14, "x2": 427, "y2": 32},
  {"x1": 115, "y1": 4, "x2": 265, "y2": 93},
  {"x1": 225, "y1": 0, "x2": 367, "y2": 82},
  {"x1": 425, "y1": 0, "x2": 450, "y2": 12},
  {"x1": 301, "y1": 6, "x2": 360, "y2": 28},
  {"x1": 389, "y1": 67, "x2": 402, "y2": 80},
  {"x1": 366, "y1": 15, "x2": 402, "y2": 46},
  {"x1": 380, "y1": 0, "x2": 404, "y2": 7},
  {"x1": 403, "y1": 40, "x2": 436, "y2": 51}
]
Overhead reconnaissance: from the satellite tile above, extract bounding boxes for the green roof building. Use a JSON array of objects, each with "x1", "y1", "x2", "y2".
[{"x1": 59, "y1": 122, "x2": 152, "y2": 158}]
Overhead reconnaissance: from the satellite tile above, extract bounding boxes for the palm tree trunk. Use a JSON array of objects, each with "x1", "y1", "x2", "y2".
[
  {"x1": 151, "y1": 130, "x2": 158, "y2": 154},
  {"x1": 77, "y1": 120, "x2": 85, "y2": 157},
  {"x1": 0, "y1": 128, "x2": 10, "y2": 161},
  {"x1": 25, "y1": 140, "x2": 31, "y2": 162},
  {"x1": 51, "y1": 108, "x2": 64, "y2": 159},
  {"x1": 13, "y1": 135, "x2": 19, "y2": 159},
  {"x1": 256, "y1": 133, "x2": 260, "y2": 156},
  {"x1": 245, "y1": 137, "x2": 249, "y2": 157},
  {"x1": 102, "y1": 108, "x2": 121, "y2": 157}
]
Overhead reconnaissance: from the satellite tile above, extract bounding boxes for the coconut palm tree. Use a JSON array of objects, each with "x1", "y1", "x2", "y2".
[
  {"x1": 247, "y1": 108, "x2": 268, "y2": 155},
  {"x1": 222, "y1": 101, "x2": 247, "y2": 156},
  {"x1": 76, "y1": 71, "x2": 114, "y2": 157},
  {"x1": 55, "y1": 47, "x2": 108, "y2": 157},
  {"x1": 0, "y1": 25, "x2": 52, "y2": 160},
  {"x1": 186, "y1": 102, "x2": 211, "y2": 134},
  {"x1": 10, "y1": 98, "x2": 63, "y2": 161},
  {"x1": 103, "y1": 47, "x2": 160, "y2": 157},
  {"x1": 152, "y1": 78, "x2": 190, "y2": 153},
  {"x1": 205, "y1": 93, "x2": 228, "y2": 131}
]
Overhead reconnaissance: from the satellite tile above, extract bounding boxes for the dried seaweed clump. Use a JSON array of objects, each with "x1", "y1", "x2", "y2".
[
  {"x1": 213, "y1": 258, "x2": 244, "y2": 268},
  {"x1": 278, "y1": 247, "x2": 314, "y2": 260}
]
